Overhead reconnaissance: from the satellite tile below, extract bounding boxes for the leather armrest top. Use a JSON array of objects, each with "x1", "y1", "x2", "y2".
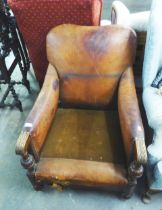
[{"x1": 118, "y1": 66, "x2": 147, "y2": 164}]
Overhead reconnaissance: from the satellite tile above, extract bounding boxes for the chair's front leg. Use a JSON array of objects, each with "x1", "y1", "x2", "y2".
[
  {"x1": 123, "y1": 161, "x2": 144, "y2": 199},
  {"x1": 118, "y1": 67, "x2": 146, "y2": 198},
  {"x1": 20, "y1": 153, "x2": 43, "y2": 191},
  {"x1": 16, "y1": 131, "x2": 43, "y2": 190}
]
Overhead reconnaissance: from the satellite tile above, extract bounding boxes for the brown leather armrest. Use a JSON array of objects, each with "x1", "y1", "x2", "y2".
[
  {"x1": 16, "y1": 64, "x2": 59, "y2": 158},
  {"x1": 118, "y1": 67, "x2": 147, "y2": 165}
]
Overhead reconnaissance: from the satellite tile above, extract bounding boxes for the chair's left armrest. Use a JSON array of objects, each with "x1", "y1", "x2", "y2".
[
  {"x1": 118, "y1": 67, "x2": 147, "y2": 165},
  {"x1": 16, "y1": 64, "x2": 59, "y2": 158}
]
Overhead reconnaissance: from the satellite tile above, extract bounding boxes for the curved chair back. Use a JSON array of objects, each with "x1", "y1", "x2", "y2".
[{"x1": 47, "y1": 24, "x2": 136, "y2": 107}]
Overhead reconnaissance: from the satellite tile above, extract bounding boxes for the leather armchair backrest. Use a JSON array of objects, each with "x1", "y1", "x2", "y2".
[{"x1": 47, "y1": 24, "x2": 136, "y2": 107}]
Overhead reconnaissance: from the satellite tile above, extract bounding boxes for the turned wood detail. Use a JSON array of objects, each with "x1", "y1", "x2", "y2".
[
  {"x1": 20, "y1": 154, "x2": 43, "y2": 190},
  {"x1": 123, "y1": 161, "x2": 144, "y2": 198},
  {"x1": 21, "y1": 154, "x2": 35, "y2": 171}
]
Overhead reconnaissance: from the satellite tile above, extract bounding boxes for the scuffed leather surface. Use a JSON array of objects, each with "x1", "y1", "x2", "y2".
[
  {"x1": 118, "y1": 67, "x2": 145, "y2": 163},
  {"x1": 24, "y1": 64, "x2": 59, "y2": 157},
  {"x1": 40, "y1": 108, "x2": 126, "y2": 165},
  {"x1": 47, "y1": 24, "x2": 136, "y2": 107},
  {"x1": 36, "y1": 158, "x2": 128, "y2": 186}
]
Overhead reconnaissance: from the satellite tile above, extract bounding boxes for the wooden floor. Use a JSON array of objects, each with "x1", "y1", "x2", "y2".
[{"x1": 102, "y1": 0, "x2": 152, "y2": 18}]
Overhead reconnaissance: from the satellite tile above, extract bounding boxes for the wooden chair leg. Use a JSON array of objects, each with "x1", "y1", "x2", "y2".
[
  {"x1": 122, "y1": 161, "x2": 144, "y2": 199},
  {"x1": 20, "y1": 154, "x2": 43, "y2": 191},
  {"x1": 27, "y1": 171, "x2": 43, "y2": 191}
]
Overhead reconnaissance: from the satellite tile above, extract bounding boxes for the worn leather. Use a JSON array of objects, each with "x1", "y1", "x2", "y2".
[
  {"x1": 24, "y1": 64, "x2": 59, "y2": 158},
  {"x1": 36, "y1": 158, "x2": 128, "y2": 187},
  {"x1": 47, "y1": 24, "x2": 136, "y2": 107},
  {"x1": 40, "y1": 108, "x2": 126, "y2": 165},
  {"x1": 27, "y1": 24, "x2": 141, "y2": 160},
  {"x1": 118, "y1": 67, "x2": 145, "y2": 163},
  {"x1": 16, "y1": 24, "x2": 148, "y2": 189}
]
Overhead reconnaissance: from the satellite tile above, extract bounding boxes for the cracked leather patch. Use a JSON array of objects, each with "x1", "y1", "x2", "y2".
[{"x1": 53, "y1": 79, "x2": 59, "y2": 90}]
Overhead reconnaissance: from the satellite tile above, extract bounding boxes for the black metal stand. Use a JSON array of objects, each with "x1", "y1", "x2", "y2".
[{"x1": 0, "y1": 0, "x2": 30, "y2": 111}]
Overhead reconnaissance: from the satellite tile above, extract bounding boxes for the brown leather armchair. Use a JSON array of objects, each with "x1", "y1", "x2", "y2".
[{"x1": 16, "y1": 24, "x2": 147, "y2": 198}]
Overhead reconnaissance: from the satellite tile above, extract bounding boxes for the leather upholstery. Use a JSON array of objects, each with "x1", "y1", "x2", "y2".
[
  {"x1": 36, "y1": 158, "x2": 128, "y2": 187},
  {"x1": 8, "y1": 0, "x2": 102, "y2": 83},
  {"x1": 118, "y1": 66, "x2": 145, "y2": 163},
  {"x1": 16, "y1": 24, "x2": 147, "y2": 193},
  {"x1": 25, "y1": 24, "x2": 146, "y2": 164},
  {"x1": 47, "y1": 24, "x2": 136, "y2": 107},
  {"x1": 24, "y1": 64, "x2": 59, "y2": 158},
  {"x1": 40, "y1": 108, "x2": 126, "y2": 165}
]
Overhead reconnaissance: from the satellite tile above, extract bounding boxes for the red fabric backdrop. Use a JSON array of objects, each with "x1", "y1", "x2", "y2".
[{"x1": 9, "y1": 0, "x2": 102, "y2": 83}]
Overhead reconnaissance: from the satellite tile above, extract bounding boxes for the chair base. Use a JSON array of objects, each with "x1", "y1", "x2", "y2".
[
  {"x1": 20, "y1": 154, "x2": 144, "y2": 199},
  {"x1": 35, "y1": 158, "x2": 128, "y2": 187}
]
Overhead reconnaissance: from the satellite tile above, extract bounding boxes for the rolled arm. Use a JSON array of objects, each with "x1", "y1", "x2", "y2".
[
  {"x1": 16, "y1": 64, "x2": 59, "y2": 158},
  {"x1": 111, "y1": 1, "x2": 130, "y2": 25},
  {"x1": 118, "y1": 67, "x2": 147, "y2": 165}
]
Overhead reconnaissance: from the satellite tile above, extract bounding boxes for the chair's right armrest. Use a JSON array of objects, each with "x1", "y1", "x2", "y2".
[
  {"x1": 16, "y1": 64, "x2": 59, "y2": 158},
  {"x1": 118, "y1": 67, "x2": 147, "y2": 165}
]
